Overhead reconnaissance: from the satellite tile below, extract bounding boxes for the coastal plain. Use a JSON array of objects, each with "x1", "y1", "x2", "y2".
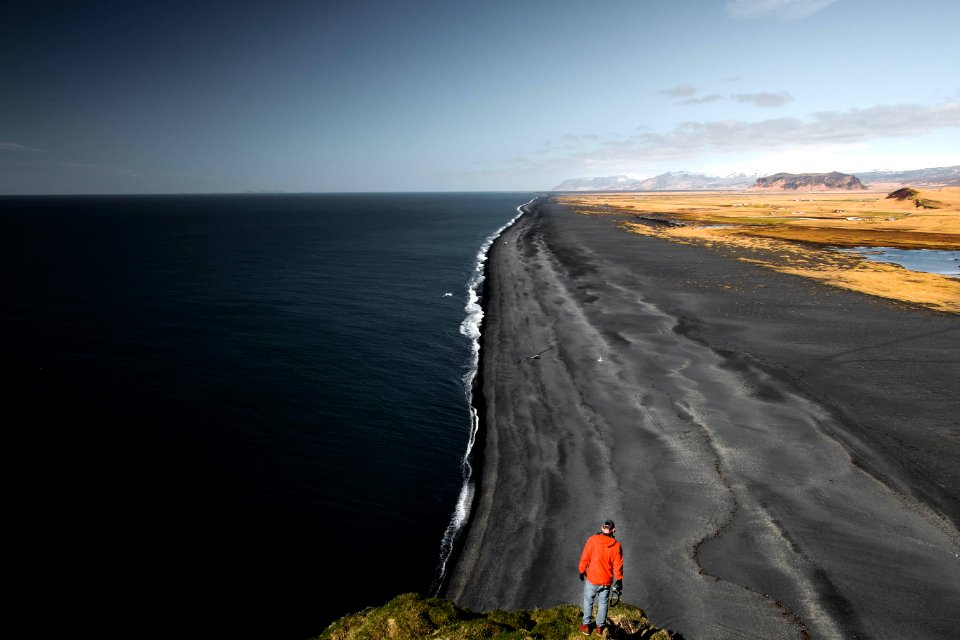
[
  {"x1": 558, "y1": 187, "x2": 960, "y2": 314},
  {"x1": 442, "y1": 197, "x2": 960, "y2": 640}
]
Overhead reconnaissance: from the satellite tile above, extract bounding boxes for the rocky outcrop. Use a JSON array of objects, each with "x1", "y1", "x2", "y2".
[
  {"x1": 886, "y1": 186, "x2": 944, "y2": 209},
  {"x1": 752, "y1": 171, "x2": 867, "y2": 191},
  {"x1": 886, "y1": 187, "x2": 920, "y2": 200}
]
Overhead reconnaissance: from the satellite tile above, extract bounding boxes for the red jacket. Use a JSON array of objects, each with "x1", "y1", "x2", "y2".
[{"x1": 579, "y1": 533, "x2": 624, "y2": 586}]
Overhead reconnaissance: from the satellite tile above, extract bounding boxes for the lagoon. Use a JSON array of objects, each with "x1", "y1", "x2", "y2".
[{"x1": 840, "y1": 247, "x2": 960, "y2": 278}]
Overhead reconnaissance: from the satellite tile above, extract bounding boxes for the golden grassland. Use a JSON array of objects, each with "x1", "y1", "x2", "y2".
[{"x1": 556, "y1": 187, "x2": 960, "y2": 314}]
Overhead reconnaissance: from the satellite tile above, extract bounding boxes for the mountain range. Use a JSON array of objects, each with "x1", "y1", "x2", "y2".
[
  {"x1": 551, "y1": 165, "x2": 960, "y2": 191},
  {"x1": 552, "y1": 171, "x2": 758, "y2": 191}
]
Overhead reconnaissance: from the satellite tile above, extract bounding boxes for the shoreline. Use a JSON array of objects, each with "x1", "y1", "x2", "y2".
[
  {"x1": 433, "y1": 197, "x2": 541, "y2": 594},
  {"x1": 442, "y1": 197, "x2": 960, "y2": 639}
]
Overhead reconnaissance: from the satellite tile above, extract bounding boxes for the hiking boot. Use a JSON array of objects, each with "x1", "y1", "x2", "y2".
[
  {"x1": 579, "y1": 623, "x2": 591, "y2": 635},
  {"x1": 594, "y1": 624, "x2": 606, "y2": 636}
]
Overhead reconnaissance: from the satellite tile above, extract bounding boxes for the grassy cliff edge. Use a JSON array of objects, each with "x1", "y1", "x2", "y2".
[{"x1": 313, "y1": 593, "x2": 678, "y2": 640}]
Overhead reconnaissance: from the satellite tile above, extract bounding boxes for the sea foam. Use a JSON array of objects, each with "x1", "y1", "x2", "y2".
[{"x1": 430, "y1": 196, "x2": 540, "y2": 594}]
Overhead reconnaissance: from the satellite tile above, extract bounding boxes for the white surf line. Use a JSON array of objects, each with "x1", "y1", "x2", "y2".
[{"x1": 430, "y1": 195, "x2": 543, "y2": 595}]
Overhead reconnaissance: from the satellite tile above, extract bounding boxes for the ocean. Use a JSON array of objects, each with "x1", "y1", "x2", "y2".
[{"x1": 0, "y1": 192, "x2": 536, "y2": 639}]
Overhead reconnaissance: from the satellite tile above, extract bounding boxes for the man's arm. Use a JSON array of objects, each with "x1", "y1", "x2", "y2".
[
  {"x1": 578, "y1": 537, "x2": 593, "y2": 574},
  {"x1": 613, "y1": 542, "x2": 624, "y2": 580}
]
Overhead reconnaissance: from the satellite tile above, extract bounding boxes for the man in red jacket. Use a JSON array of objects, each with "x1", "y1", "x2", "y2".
[{"x1": 578, "y1": 519, "x2": 624, "y2": 636}]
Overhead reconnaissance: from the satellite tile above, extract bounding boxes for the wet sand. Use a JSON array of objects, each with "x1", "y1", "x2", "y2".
[{"x1": 442, "y1": 198, "x2": 960, "y2": 639}]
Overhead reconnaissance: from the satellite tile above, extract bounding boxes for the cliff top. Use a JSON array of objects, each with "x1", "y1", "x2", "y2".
[{"x1": 314, "y1": 592, "x2": 679, "y2": 640}]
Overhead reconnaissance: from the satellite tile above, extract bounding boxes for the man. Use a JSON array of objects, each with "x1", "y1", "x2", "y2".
[{"x1": 578, "y1": 519, "x2": 624, "y2": 636}]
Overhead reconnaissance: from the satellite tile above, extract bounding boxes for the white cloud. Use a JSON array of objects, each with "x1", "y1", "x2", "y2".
[
  {"x1": 710, "y1": 144, "x2": 960, "y2": 177},
  {"x1": 0, "y1": 140, "x2": 46, "y2": 154},
  {"x1": 659, "y1": 84, "x2": 697, "y2": 97},
  {"x1": 513, "y1": 102, "x2": 960, "y2": 174},
  {"x1": 725, "y1": 0, "x2": 839, "y2": 20},
  {"x1": 561, "y1": 133, "x2": 602, "y2": 142},
  {"x1": 665, "y1": 87, "x2": 792, "y2": 107},
  {"x1": 732, "y1": 91, "x2": 794, "y2": 107},
  {"x1": 631, "y1": 103, "x2": 960, "y2": 158},
  {"x1": 683, "y1": 94, "x2": 725, "y2": 105}
]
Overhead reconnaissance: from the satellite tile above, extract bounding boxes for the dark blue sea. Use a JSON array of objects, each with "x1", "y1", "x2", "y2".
[{"x1": 0, "y1": 192, "x2": 536, "y2": 639}]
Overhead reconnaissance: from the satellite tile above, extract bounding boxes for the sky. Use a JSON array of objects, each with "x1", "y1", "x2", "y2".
[{"x1": 2, "y1": 0, "x2": 958, "y2": 194}]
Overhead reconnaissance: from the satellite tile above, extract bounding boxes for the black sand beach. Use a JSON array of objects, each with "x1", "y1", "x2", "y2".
[{"x1": 442, "y1": 199, "x2": 960, "y2": 639}]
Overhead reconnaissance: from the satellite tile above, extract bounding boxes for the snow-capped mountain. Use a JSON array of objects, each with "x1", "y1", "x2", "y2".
[
  {"x1": 855, "y1": 166, "x2": 960, "y2": 186},
  {"x1": 551, "y1": 166, "x2": 960, "y2": 191},
  {"x1": 552, "y1": 171, "x2": 759, "y2": 191}
]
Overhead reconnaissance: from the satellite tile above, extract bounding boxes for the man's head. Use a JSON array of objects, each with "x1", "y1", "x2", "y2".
[{"x1": 601, "y1": 519, "x2": 615, "y2": 534}]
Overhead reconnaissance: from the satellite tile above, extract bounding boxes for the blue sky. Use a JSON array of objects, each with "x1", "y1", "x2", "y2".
[{"x1": 2, "y1": 0, "x2": 958, "y2": 193}]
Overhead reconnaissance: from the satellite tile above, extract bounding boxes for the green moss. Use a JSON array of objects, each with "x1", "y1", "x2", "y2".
[
  {"x1": 313, "y1": 594, "x2": 677, "y2": 640},
  {"x1": 487, "y1": 609, "x2": 535, "y2": 630},
  {"x1": 424, "y1": 597, "x2": 466, "y2": 627},
  {"x1": 316, "y1": 593, "x2": 474, "y2": 640},
  {"x1": 436, "y1": 617, "x2": 518, "y2": 639}
]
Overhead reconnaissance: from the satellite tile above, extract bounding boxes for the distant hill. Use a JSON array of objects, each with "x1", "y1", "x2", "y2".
[
  {"x1": 751, "y1": 171, "x2": 866, "y2": 191},
  {"x1": 552, "y1": 166, "x2": 960, "y2": 192},
  {"x1": 552, "y1": 171, "x2": 757, "y2": 192},
  {"x1": 857, "y1": 165, "x2": 960, "y2": 186}
]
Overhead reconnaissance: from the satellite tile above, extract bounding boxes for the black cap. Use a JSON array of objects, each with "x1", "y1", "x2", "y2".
[{"x1": 603, "y1": 520, "x2": 615, "y2": 529}]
